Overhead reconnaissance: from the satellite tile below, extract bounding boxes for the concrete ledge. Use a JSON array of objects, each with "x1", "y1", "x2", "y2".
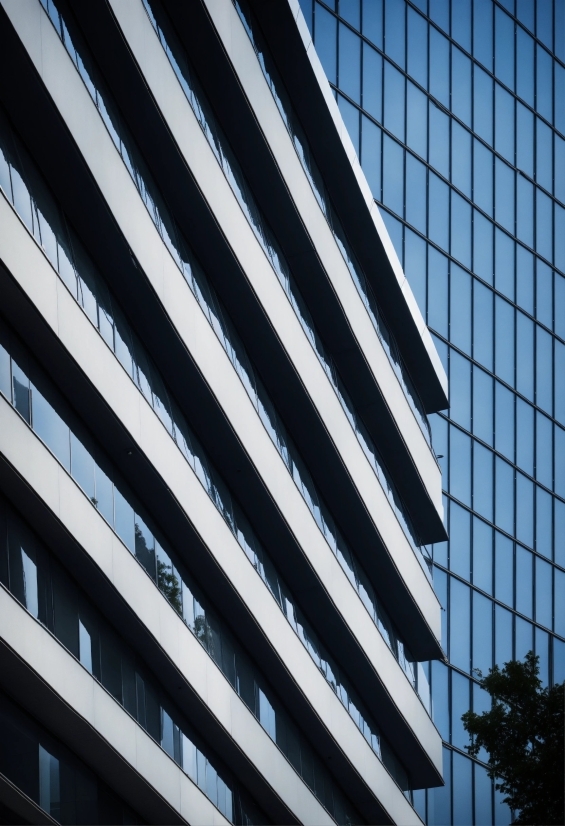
[
  {"x1": 0, "y1": 587, "x2": 228, "y2": 826},
  {"x1": 0, "y1": 191, "x2": 442, "y2": 792},
  {"x1": 0, "y1": 0, "x2": 444, "y2": 655},
  {"x1": 250, "y1": 0, "x2": 448, "y2": 411},
  {"x1": 94, "y1": 0, "x2": 440, "y2": 635},
  {"x1": 199, "y1": 0, "x2": 443, "y2": 521},
  {"x1": 0, "y1": 773, "x2": 58, "y2": 826},
  {"x1": 0, "y1": 398, "x2": 335, "y2": 825}
]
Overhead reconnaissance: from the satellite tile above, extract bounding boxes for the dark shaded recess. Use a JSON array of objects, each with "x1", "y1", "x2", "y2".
[
  {"x1": 0, "y1": 792, "x2": 34, "y2": 826},
  {"x1": 0, "y1": 3, "x2": 441, "y2": 799},
  {"x1": 0, "y1": 0, "x2": 443, "y2": 664},
  {"x1": 65, "y1": 0, "x2": 446, "y2": 662},
  {"x1": 0, "y1": 642, "x2": 183, "y2": 825},
  {"x1": 153, "y1": 0, "x2": 447, "y2": 547},
  {"x1": 248, "y1": 0, "x2": 449, "y2": 413},
  {"x1": 0, "y1": 447, "x2": 300, "y2": 824},
  {"x1": 86, "y1": 0, "x2": 447, "y2": 551}
]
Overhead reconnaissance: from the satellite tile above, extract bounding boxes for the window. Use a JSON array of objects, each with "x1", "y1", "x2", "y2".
[
  {"x1": 450, "y1": 577, "x2": 471, "y2": 672},
  {"x1": 473, "y1": 366, "x2": 493, "y2": 446},
  {"x1": 382, "y1": 134, "x2": 404, "y2": 217},
  {"x1": 450, "y1": 265, "x2": 472, "y2": 354},
  {"x1": 451, "y1": 121, "x2": 471, "y2": 197},
  {"x1": 450, "y1": 351, "x2": 471, "y2": 430},
  {"x1": 473, "y1": 211, "x2": 494, "y2": 285},
  {"x1": 473, "y1": 140, "x2": 493, "y2": 216},
  {"x1": 429, "y1": 103, "x2": 450, "y2": 179},
  {"x1": 473, "y1": 442, "x2": 494, "y2": 521},
  {"x1": 405, "y1": 153, "x2": 427, "y2": 233},
  {"x1": 494, "y1": 228, "x2": 514, "y2": 300},
  {"x1": 451, "y1": 191, "x2": 472, "y2": 267},
  {"x1": 473, "y1": 65, "x2": 493, "y2": 145},
  {"x1": 516, "y1": 102, "x2": 534, "y2": 178},
  {"x1": 314, "y1": 4, "x2": 337, "y2": 84},
  {"x1": 429, "y1": 27, "x2": 450, "y2": 106},
  {"x1": 473, "y1": 0, "x2": 493, "y2": 71},
  {"x1": 383, "y1": 61, "x2": 405, "y2": 141},
  {"x1": 406, "y1": 81, "x2": 428, "y2": 159},
  {"x1": 491, "y1": 393, "x2": 513, "y2": 474},
  {"x1": 361, "y1": 116, "x2": 381, "y2": 198},
  {"x1": 516, "y1": 27, "x2": 535, "y2": 106},
  {"x1": 473, "y1": 516, "x2": 493, "y2": 594},
  {"x1": 362, "y1": 43, "x2": 382, "y2": 120},
  {"x1": 494, "y1": 6, "x2": 515, "y2": 91},
  {"x1": 451, "y1": 47, "x2": 472, "y2": 126},
  {"x1": 428, "y1": 172, "x2": 450, "y2": 250},
  {"x1": 495, "y1": 457, "x2": 515, "y2": 536},
  {"x1": 384, "y1": 0, "x2": 406, "y2": 69},
  {"x1": 407, "y1": 7, "x2": 427, "y2": 88},
  {"x1": 338, "y1": 23, "x2": 361, "y2": 102},
  {"x1": 428, "y1": 246, "x2": 449, "y2": 336},
  {"x1": 494, "y1": 159, "x2": 515, "y2": 234},
  {"x1": 450, "y1": 426, "x2": 472, "y2": 506}
]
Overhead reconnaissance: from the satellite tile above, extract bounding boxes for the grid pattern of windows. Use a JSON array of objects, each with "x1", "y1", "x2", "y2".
[{"x1": 300, "y1": 0, "x2": 565, "y2": 822}]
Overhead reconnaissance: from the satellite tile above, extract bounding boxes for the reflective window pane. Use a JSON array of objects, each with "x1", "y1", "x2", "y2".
[
  {"x1": 360, "y1": 116, "x2": 381, "y2": 199},
  {"x1": 382, "y1": 134, "x2": 404, "y2": 216},
  {"x1": 406, "y1": 81, "x2": 428, "y2": 159},
  {"x1": 428, "y1": 172, "x2": 449, "y2": 250},
  {"x1": 338, "y1": 23, "x2": 361, "y2": 102},
  {"x1": 472, "y1": 591, "x2": 493, "y2": 675},
  {"x1": 452, "y1": 750, "x2": 473, "y2": 825},
  {"x1": 473, "y1": 0, "x2": 493, "y2": 71},
  {"x1": 314, "y1": 5, "x2": 337, "y2": 84},
  {"x1": 407, "y1": 7, "x2": 427, "y2": 88},
  {"x1": 472, "y1": 366, "x2": 493, "y2": 446},
  {"x1": 449, "y1": 577, "x2": 471, "y2": 671},
  {"x1": 362, "y1": 44, "x2": 382, "y2": 120},
  {"x1": 449, "y1": 501, "x2": 471, "y2": 578},
  {"x1": 428, "y1": 102, "x2": 449, "y2": 178},
  {"x1": 384, "y1": 0, "x2": 405, "y2": 68},
  {"x1": 535, "y1": 556, "x2": 553, "y2": 630},
  {"x1": 472, "y1": 516, "x2": 493, "y2": 594},
  {"x1": 383, "y1": 61, "x2": 405, "y2": 141},
  {"x1": 494, "y1": 531, "x2": 513, "y2": 606},
  {"x1": 451, "y1": 47, "x2": 471, "y2": 126}
]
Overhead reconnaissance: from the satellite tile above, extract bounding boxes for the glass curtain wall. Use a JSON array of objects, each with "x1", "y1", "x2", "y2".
[
  {"x1": 0, "y1": 692, "x2": 142, "y2": 825},
  {"x1": 299, "y1": 0, "x2": 565, "y2": 823}
]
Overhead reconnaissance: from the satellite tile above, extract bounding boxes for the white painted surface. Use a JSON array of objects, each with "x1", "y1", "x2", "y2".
[
  {"x1": 0, "y1": 384, "x2": 430, "y2": 823},
  {"x1": 0, "y1": 0, "x2": 441, "y2": 640},
  {"x1": 0, "y1": 586, "x2": 229, "y2": 826},
  {"x1": 202, "y1": 0, "x2": 443, "y2": 520},
  {"x1": 287, "y1": 0, "x2": 448, "y2": 400},
  {"x1": 0, "y1": 397, "x2": 334, "y2": 825},
  {"x1": 0, "y1": 191, "x2": 442, "y2": 783}
]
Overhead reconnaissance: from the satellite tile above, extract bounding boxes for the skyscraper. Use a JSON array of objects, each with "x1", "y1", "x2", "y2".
[
  {"x1": 299, "y1": 0, "x2": 565, "y2": 823},
  {"x1": 0, "y1": 0, "x2": 448, "y2": 823}
]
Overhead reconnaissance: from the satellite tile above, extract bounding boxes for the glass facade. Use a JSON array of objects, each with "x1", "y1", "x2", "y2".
[
  {"x1": 0, "y1": 691, "x2": 141, "y2": 825},
  {"x1": 0, "y1": 496, "x2": 262, "y2": 825},
  {"x1": 300, "y1": 0, "x2": 565, "y2": 823},
  {"x1": 0, "y1": 80, "x2": 409, "y2": 809},
  {"x1": 0, "y1": 314, "x2": 362, "y2": 824}
]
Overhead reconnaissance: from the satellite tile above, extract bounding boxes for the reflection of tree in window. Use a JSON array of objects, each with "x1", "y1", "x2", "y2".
[
  {"x1": 157, "y1": 558, "x2": 182, "y2": 614},
  {"x1": 194, "y1": 614, "x2": 208, "y2": 646}
]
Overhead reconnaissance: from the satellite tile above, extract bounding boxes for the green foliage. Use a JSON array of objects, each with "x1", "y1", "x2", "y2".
[
  {"x1": 157, "y1": 558, "x2": 182, "y2": 615},
  {"x1": 462, "y1": 651, "x2": 564, "y2": 825}
]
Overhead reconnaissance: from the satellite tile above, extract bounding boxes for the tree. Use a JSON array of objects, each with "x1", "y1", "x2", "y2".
[{"x1": 462, "y1": 651, "x2": 564, "y2": 825}]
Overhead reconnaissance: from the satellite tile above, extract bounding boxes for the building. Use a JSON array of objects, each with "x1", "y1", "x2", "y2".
[
  {"x1": 0, "y1": 1, "x2": 449, "y2": 824},
  {"x1": 298, "y1": 0, "x2": 565, "y2": 823}
]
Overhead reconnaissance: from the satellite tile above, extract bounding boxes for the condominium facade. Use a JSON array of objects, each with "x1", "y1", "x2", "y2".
[
  {"x1": 298, "y1": 0, "x2": 565, "y2": 823},
  {"x1": 0, "y1": 0, "x2": 448, "y2": 824}
]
